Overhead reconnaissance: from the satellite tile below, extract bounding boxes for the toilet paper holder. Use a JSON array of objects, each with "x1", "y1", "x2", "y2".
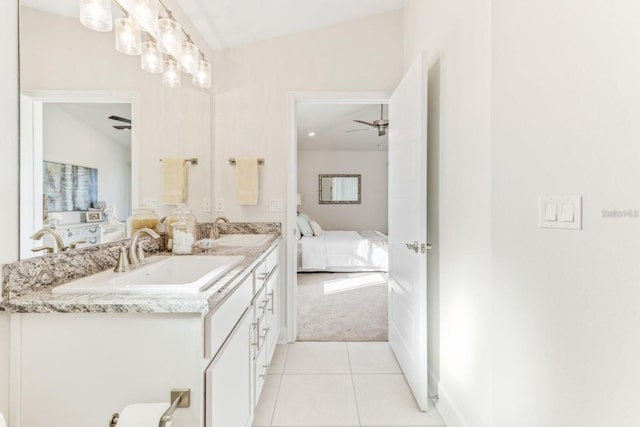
[{"x1": 109, "y1": 388, "x2": 190, "y2": 427}]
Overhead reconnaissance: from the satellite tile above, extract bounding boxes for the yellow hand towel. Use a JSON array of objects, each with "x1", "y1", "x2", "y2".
[
  {"x1": 162, "y1": 158, "x2": 187, "y2": 204},
  {"x1": 236, "y1": 157, "x2": 259, "y2": 205}
]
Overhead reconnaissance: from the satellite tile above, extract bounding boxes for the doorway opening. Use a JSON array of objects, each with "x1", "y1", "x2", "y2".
[{"x1": 295, "y1": 102, "x2": 390, "y2": 341}]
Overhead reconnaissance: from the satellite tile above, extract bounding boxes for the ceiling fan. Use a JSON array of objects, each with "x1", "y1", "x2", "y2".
[
  {"x1": 345, "y1": 104, "x2": 388, "y2": 136},
  {"x1": 108, "y1": 115, "x2": 132, "y2": 130}
]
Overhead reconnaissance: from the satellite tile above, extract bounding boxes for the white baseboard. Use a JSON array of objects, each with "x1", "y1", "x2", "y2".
[{"x1": 434, "y1": 383, "x2": 469, "y2": 427}]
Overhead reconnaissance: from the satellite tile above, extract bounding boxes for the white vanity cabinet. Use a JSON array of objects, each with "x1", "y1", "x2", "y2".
[
  {"x1": 250, "y1": 246, "x2": 280, "y2": 404},
  {"x1": 11, "y1": 242, "x2": 281, "y2": 427}
]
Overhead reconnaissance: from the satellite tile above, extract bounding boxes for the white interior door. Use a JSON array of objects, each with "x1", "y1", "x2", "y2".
[{"x1": 388, "y1": 53, "x2": 429, "y2": 410}]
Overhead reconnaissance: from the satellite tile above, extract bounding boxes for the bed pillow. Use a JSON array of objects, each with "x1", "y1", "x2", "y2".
[
  {"x1": 309, "y1": 220, "x2": 323, "y2": 236},
  {"x1": 297, "y1": 213, "x2": 314, "y2": 237}
]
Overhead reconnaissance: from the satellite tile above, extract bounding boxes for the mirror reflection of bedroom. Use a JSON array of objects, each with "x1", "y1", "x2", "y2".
[{"x1": 296, "y1": 103, "x2": 389, "y2": 341}]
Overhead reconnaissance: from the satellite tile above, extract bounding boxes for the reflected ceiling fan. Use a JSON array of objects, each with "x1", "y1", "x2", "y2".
[
  {"x1": 109, "y1": 115, "x2": 132, "y2": 130},
  {"x1": 345, "y1": 104, "x2": 388, "y2": 136}
]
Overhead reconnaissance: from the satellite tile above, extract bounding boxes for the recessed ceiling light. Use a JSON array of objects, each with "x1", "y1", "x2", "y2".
[{"x1": 307, "y1": 132, "x2": 316, "y2": 137}]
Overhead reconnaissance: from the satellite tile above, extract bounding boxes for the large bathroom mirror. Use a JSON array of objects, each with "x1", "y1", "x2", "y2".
[
  {"x1": 18, "y1": 0, "x2": 212, "y2": 260},
  {"x1": 318, "y1": 174, "x2": 361, "y2": 204}
]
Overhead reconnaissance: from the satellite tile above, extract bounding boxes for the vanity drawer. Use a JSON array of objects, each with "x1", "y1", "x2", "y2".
[
  {"x1": 254, "y1": 245, "x2": 279, "y2": 292},
  {"x1": 205, "y1": 274, "x2": 253, "y2": 359},
  {"x1": 264, "y1": 246, "x2": 278, "y2": 275}
]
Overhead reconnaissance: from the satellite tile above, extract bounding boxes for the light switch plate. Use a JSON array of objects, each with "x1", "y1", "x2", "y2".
[
  {"x1": 269, "y1": 199, "x2": 284, "y2": 213},
  {"x1": 202, "y1": 197, "x2": 211, "y2": 213},
  {"x1": 539, "y1": 195, "x2": 582, "y2": 229}
]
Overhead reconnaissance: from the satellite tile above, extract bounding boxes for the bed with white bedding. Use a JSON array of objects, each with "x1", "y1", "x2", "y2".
[{"x1": 297, "y1": 230, "x2": 388, "y2": 272}]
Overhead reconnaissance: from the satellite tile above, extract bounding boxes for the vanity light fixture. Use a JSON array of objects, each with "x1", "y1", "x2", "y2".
[
  {"x1": 157, "y1": 17, "x2": 181, "y2": 56},
  {"x1": 115, "y1": 16, "x2": 141, "y2": 55},
  {"x1": 192, "y1": 58, "x2": 211, "y2": 88},
  {"x1": 141, "y1": 40, "x2": 163, "y2": 73},
  {"x1": 162, "y1": 58, "x2": 181, "y2": 88},
  {"x1": 79, "y1": 0, "x2": 113, "y2": 32},
  {"x1": 79, "y1": 0, "x2": 211, "y2": 90},
  {"x1": 178, "y1": 40, "x2": 199, "y2": 74},
  {"x1": 130, "y1": 0, "x2": 159, "y2": 34}
]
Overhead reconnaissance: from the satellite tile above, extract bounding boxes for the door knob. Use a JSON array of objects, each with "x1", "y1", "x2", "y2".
[{"x1": 405, "y1": 241, "x2": 419, "y2": 253}]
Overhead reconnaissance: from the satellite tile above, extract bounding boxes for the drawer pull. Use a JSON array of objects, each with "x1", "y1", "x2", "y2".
[
  {"x1": 259, "y1": 326, "x2": 270, "y2": 340},
  {"x1": 260, "y1": 364, "x2": 270, "y2": 378},
  {"x1": 268, "y1": 291, "x2": 275, "y2": 313},
  {"x1": 257, "y1": 272, "x2": 268, "y2": 280}
]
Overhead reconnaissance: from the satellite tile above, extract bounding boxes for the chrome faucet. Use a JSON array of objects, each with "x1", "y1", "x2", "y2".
[
  {"x1": 30, "y1": 228, "x2": 66, "y2": 253},
  {"x1": 212, "y1": 216, "x2": 229, "y2": 239},
  {"x1": 128, "y1": 228, "x2": 161, "y2": 268}
]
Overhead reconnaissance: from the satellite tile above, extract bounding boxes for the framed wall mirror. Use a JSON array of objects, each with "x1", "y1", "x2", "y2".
[{"x1": 318, "y1": 174, "x2": 361, "y2": 204}]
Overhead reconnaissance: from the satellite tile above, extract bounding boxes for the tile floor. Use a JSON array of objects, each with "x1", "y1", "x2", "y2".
[{"x1": 253, "y1": 341, "x2": 445, "y2": 427}]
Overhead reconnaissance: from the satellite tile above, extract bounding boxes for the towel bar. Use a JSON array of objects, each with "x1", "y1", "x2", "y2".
[
  {"x1": 109, "y1": 388, "x2": 190, "y2": 427},
  {"x1": 228, "y1": 158, "x2": 264, "y2": 165},
  {"x1": 159, "y1": 158, "x2": 198, "y2": 165}
]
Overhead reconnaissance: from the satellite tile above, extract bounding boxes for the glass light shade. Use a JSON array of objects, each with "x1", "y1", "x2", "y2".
[
  {"x1": 79, "y1": 0, "x2": 113, "y2": 32},
  {"x1": 130, "y1": 0, "x2": 159, "y2": 34},
  {"x1": 178, "y1": 41, "x2": 199, "y2": 74},
  {"x1": 162, "y1": 58, "x2": 181, "y2": 88},
  {"x1": 157, "y1": 18, "x2": 181, "y2": 56},
  {"x1": 141, "y1": 41, "x2": 163, "y2": 73},
  {"x1": 115, "y1": 17, "x2": 141, "y2": 55},
  {"x1": 192, "y1": 59, "x2": 211, "y2": 88}
]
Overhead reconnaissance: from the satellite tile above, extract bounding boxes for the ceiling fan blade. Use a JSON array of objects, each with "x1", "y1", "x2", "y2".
[
  {"x1": 108, "y1": 115, "x2": 132, "y2": 124},
  {"x1": 353, "y1": 119, "x2": 376, "y2": 128},
  {"x1": 345, "y1": 128, "x2": 374, "y2": 133},
  {"x1": 113, "y1": 125, "x2": 132, "y2": 130}
]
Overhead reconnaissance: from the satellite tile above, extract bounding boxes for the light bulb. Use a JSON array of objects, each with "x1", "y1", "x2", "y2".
[
  {"x1": 162, "y1": 58, "x2": 181, "y2": 88},
  {"x1": 157, "y1": 18, "x2": 181, "y2": 56},
  {"x1": 178, "y1": 41, "x2": 199, "y2": 74},
  {"x1": 192, "y1": 59, "x2": 211, "y2": 88},
  {"x1": 141, "y1": 40, "x2": 163, "y2": 73},
  {"x1": 115, "y1": 17, "x2": 141, "y2": 55},
  {"x1": 79, "y1": 0, "x2": 113, "y2": 32},
  {"x1": 130, "y1": 0, "x2": 158, "y2": 34}
]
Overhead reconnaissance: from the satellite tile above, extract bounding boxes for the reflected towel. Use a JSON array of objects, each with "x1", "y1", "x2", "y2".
[
  {"x1": 162, "y1": 158, "x2": 187, "y2": 204},
  {"x1": 235, "y1": 157, "x2": 259, "y2": 205}
]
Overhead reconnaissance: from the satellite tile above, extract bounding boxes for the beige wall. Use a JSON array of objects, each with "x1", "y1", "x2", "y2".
[
  {"x1": 403, "y1": 1, "x2": 493, "y2": 426},
  {"x1": 20, "y1": 6, "x2": 212, "y2": 223},
  {"x1": 211, "y1": 10, "x2": 403, "y2": 223},
  {"x1": 297, "y1": 150, "x2": 388, "y2": 233},
  {"x1": 492, "y1": 0, "x2": 640, "y2": 425}
]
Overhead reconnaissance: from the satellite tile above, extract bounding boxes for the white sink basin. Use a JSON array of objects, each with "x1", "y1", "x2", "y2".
[
  {"x1": 52, "y1": 255, "x2": 245, "y2": 295},
  {"x1": 216, "y1": 234, "x2": 271, "y2": 247}
]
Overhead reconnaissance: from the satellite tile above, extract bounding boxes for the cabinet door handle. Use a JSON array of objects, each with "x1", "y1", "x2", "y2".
[
  {"x1": 259, "y1": 326, "x2": 270, "y2": 340},
  {"x1": 268, "y1": 291, "x2": 275, "y2": 313},
  {"x1": 259, "y1": 364, "x2": 269, "y2": 378},
  {"x1": 257, "y1": 272, "x2": 268, "y2": 280}
]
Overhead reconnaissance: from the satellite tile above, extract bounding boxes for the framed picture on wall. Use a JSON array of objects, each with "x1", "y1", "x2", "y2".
[{"x1": 86, "y1": 211, "x2": 103, "y2": 222}]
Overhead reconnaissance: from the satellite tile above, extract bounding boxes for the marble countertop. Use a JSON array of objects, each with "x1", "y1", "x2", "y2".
[{"x1": 3, "y1": 234, "x2": 280, "y2": 315}]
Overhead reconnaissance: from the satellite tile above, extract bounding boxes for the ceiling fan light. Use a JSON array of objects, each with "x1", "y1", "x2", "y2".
[
  {"x1": 192, "y1": 59, "x2": 211, "y2": 88},
  {"x1": 157, "y1": 17, "x2": 181, "y2": 56},
  {"x1": 141, "y1": 40, "x2": 163, "y2": 73},
  {"x1": 162, "y1": 58, "x2": 181, "y2": 88},
  {"x1": 115, "y1": 17, "x2": 141, "y2": 55},
  {"x1": 130, "y1": 0, "x2": 159, "y2": 34},
  {"x1": 79, "y1": 0, "x2": 113, "y2": 32},
  {"x1": 178, "y1": 41, "x2": 199, "y2": 74}
]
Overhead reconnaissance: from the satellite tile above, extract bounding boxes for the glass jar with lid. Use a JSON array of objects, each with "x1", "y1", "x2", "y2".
[
  {"x1": 127, "y1": 208, "x2": 160, "y2": 237},
  {"x1": 165, "y1": 204, "x2": 197, "y2": 245},
  {"x1": 172, "y1": 217, "x2": 195, "y2": 255}
]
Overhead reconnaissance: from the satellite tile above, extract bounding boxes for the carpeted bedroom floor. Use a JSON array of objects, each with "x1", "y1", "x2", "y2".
[{"x1": 296, "y1": 272, "x2": 388, "y2": 341}]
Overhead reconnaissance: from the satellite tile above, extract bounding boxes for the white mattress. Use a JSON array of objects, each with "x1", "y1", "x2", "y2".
[{"x1": 297, "y1": 230, "x2": 388, "y2": 272}]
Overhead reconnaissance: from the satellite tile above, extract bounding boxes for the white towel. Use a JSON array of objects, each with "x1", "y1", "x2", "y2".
[
  {"x1": 162, "y1": 158, "x2": 187, "y2": 204},
  {"x1": 235, "y1": 158, "x2": 259, "y2": 205},
  {"x1": 0, "y1": 411, "x2": 7, "y2": 427}
]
